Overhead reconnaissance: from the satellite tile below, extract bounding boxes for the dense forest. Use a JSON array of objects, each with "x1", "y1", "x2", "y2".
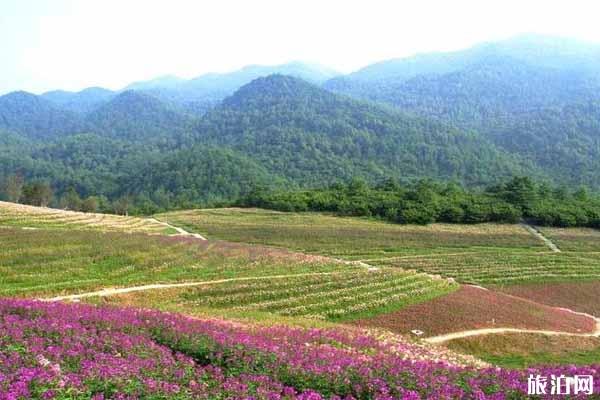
[
  {"x1": 239, "y1": 177, "x2": 600, "y2": 228},
  {"x1": 2, "y1": 35, "x2": 600, "y2": 217},
  {"x1": 325, "y1": 35, "x2": 600, "y2": 187}
]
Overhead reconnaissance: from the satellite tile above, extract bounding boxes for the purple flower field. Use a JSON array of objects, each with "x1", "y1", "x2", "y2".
[{"x1": 0, "y1": 299, "x2": 598, "y2": 399}]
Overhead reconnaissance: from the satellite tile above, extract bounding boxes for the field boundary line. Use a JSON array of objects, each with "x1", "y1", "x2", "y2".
[
  {"x1": 358, "y1": 250, "x2": 553, "y2": 263},
  {"x1": 520, "y1": 223, "x2": 561, "y2": 253},
  {"x1": 41, "y1": 271, "x2": 354, "y2": 301},
  {"x1": 147, "y1": 217, "x2": 207, "y2": 240}
]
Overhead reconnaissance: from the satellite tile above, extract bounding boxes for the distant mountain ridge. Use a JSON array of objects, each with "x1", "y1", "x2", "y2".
[
  {"x1": 2, "y1": 34, "x2": 600, "y2": 205},
  {"x1": 0, "y1": 91, "x2": 88, "y2": 139},
  {"x1": 322, "y1": 34, "x2": 600, "y2": 187},
  {"x1": 40, "y1": 87, "x2": 116, "y2": 114},
  {"x1": 30, "y1": 61, "x2": 339, "y2": 117}
]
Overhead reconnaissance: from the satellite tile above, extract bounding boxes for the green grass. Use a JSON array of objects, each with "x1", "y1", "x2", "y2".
[
  {"x1": 157, "y1": 208, "x2": 543, "y2": 259},
  {"x1": 0, "y1": 228, "x2": 346, "y2": 297},
  {"x1": 447, "y1": 333, "x2": 600, "y2": 368},
  {"x1": 0, "y1": 226, "x2": 456, "y2": 321}
]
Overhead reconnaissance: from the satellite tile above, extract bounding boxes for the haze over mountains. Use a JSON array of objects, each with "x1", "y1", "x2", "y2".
[{"x1": 2, "y1": 34, "x2": 600, "y2": 207}]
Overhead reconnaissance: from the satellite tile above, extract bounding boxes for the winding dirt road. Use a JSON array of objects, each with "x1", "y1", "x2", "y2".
[
  {"x1": 46, "y1": 216, "x2": 595, "y2": 345},
  {"x1": 425, "y1": 309, "x2": 600, "y2": 344},
  {"x1": 147, "y1": 217, "x2": 207, "y2": 240},
  {"x1": 42, "y1": 271, "x2": 346, "y2": 302}
]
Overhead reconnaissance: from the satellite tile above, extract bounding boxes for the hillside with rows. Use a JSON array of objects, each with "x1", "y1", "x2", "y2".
[
  {"x1": 154, "y1": 207, "x2": 600, "y2": 367},
  {"x1": 1, "y1": 200, "x2": 600, "y2": 397}
]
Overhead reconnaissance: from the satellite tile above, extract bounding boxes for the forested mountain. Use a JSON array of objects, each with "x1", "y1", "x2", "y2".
[
  {"x1": 41, "y1": 87, "x2": 116, "y2": 114},
  {"x1": 2, "y1": 35, "x2": 600, "y2": 211},
  {"x1": 0, "y1": 91, "x2": 88, "y2": 139},
  {"x1": 324, "y1": 35, "x2": 600, "y2": 187},
  {"x1": 85, "y1": 91, "x2": 196, "y2": 143},
  {"x1": 196, "y1": 75, "x2": 534, "y2": 186},
  {"x1": 0, "y1": 74, "x2": 539, "y2": 209},
  {"x1": 23, "y1": 62, "x2": 340, "y2": 119},
  {"x1": 357, "y1": 57, "x2": 600, "y2": 118},
  {"x1": 125, "y1": 62, "x2": 339, "y2": 114},
  {"x1": 123, "y1": 146, "x2": 284, "y2": 209},
  {"x1": 324, "y1": 34, "x2": 600, "y2": 97}
]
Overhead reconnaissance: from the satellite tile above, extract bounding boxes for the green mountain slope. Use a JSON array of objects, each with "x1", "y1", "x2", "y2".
[
  {"x1": 41, "y1": 87, "x2": 116, "y2": 114},
  {"x1": 0, "y1": 91, "x2": 88, "y2": 139},
  {"x1": 85, "y1": 91, "x2": 196, "y2": 142},
  {"x1": 196, "y1": 75, "x2": 536, "y2": 186},
  {"x1": 324, "y1": 35, "x2": 600, "y2": 187}
]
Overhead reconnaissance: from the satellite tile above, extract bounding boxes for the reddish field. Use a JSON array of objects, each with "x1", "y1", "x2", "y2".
[
  {"x1": 496, "y1": 281, "x2": 600, "y2": 317},
  {"x1": 351, "y1": 285, "x2": 596, "y2": 337}
]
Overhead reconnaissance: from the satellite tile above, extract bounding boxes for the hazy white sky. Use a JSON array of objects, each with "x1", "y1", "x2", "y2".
[{"x1": 2, "y1": 0, "x2": 600, "y2": 95}]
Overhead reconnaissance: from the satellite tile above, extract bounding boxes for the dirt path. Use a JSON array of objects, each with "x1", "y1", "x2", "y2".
[
  {"x1": 425, "y1": 307, "x2": 600, "y2": 344},
  {"x1": 42, "y1": 271, "x2": 347, "y2": 302},
  {"x1": 342, "y1": 260, "x2": 380, "y2": 271},
  {"x1": 147, "y1": 217, "x2": 207, "y2": 240},
  {"x1": 521, "y1": 223, "x2": 561, "y2": 252}
]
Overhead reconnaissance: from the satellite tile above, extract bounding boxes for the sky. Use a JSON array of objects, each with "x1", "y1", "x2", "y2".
[{"x1": 2, "y1": 0, "x2": 600, "y2": 95}]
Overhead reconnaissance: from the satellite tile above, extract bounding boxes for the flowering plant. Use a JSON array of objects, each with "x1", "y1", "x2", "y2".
[{"x1": 0, "y1": 299, "x2": 598, "y2": 399}]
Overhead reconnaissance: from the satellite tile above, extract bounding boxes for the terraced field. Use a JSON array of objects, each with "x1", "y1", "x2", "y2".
[
  {"x1": 497, "y1": 281, "x2": 600, "y2": 316},
  {"x1": 157, "y1": 208, "x2": 543, "y2": 259},
  {"x1": 104, "y1": 269, "x2": 457, "y2": 321},
  {"x1": 0, "y1": 227, "x2": 349, "y2": 298},
  {"x1": 0, "y1": 202, "x2": 456, "y2": 322},
  {"x1": 3, "y1": 202, "x2": 599, "y2": 374},
  {"x1": 376, "y1": 251, "x2": 600, "y2": 284},
  {"x1": 352, "y1": 285, "x2": 596, "y2": 336},
  {"x1": 0, "y1": 200, "x2": 172, "y2": 234},
  {"x1": 157, "y1": 208, "x2": 600, "y2": 285}
]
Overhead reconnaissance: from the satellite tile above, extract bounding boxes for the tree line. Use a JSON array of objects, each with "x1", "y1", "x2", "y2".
[
  {"x1": 238, "y1": 177, "x2": 600, "y2": 228},
  {"x1": 0, "y1": 174, "x2": 135, "y2": 215},
  {"x1": 3, "y1": 172, "x2": 600, "y2": 228}
]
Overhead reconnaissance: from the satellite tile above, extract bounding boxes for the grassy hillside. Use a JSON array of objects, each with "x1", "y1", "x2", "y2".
[
  {"x1": 0, "y1": 201, "x2": 454, "y2": 323},
  {"x1": 156, "y1": 208, "x2": 542, "y2": 258},
  {"x1": 157, "y1": 208, "x2": 600, "y2": 285},
  {"x1": 0, "y1": 228, "x2": 353, "y2": 297},
  {"x1": 447, "y1": 333, "x2": 600, "y2": 368}
]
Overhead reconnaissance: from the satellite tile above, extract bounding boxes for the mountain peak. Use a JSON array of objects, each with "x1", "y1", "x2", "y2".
[
  {"x1": 0, "y1": 91, "x2": 86, "y2": 139},
  {"x1": 85, "y1": 89, "x2": 192, "y2": 141},
  {"x1": 1, "y1": 90, "x2": 41, "y2": 102},
  {"x1": 222, "y1": 74, "x2": 326, "y2": 109}
]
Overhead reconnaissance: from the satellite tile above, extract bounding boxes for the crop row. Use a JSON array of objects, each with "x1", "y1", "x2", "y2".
[
  {"x1": 540, "y1": 227, "x2": 600, "y2": 252},
  {"x1": 157, "y1": 208, "x2": 544, "y2": 260},
  {"x1": 180, "y1": 269, "x2": 457, "y2": 320},
  {"x1": 0, "y1": 228, "x2": 345, "y2": 297},
  {"x1": 0, "y1": 200, "x2": 168, "y2": 234},
  {"x1": 379, "y1": 251, "x2": 600, "y2": 284},
  {"x1": 186, "y1": 270, "x2": 416, "y2": 305}
]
